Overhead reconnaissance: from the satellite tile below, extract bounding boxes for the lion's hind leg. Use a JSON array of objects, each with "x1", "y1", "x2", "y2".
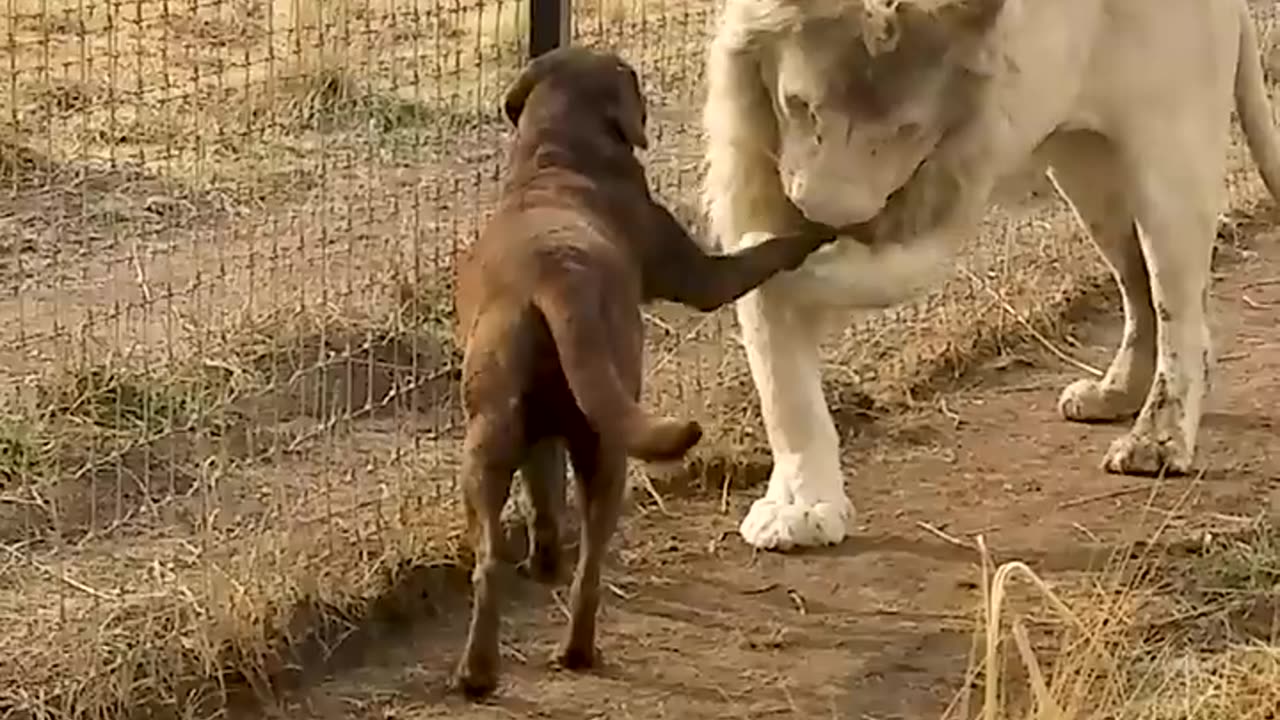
[
  {"x1": 1044, "y1": 131, "x2": 1157, "y2": 423},
  {"x1": 1099, "y1": 134, "x2": 1224, "y2": 476}
]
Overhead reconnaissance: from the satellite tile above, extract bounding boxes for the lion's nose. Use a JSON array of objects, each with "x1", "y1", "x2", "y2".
[
  {"x1": 839, "y1": 195, "x2": 886, "y2": 225},
  {"x1": 788, "y1": 176, "x2": 884, "y2": 227}
]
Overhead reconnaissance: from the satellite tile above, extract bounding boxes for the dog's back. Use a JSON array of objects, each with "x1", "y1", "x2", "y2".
[{"x1": 456, "y1": 51, "x2": 701, "y2": 462}]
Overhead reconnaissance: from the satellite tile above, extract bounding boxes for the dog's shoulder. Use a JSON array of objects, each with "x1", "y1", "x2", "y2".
[
  {"x1": 466, "y1": 184, "x2": 618, "y2": 284},
  {"x1": 500, "y1": 145, "x2": 657, "y2": 241}
]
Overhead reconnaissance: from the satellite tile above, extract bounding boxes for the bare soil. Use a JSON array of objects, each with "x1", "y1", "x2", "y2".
[{"x1": 218, "y1": 219, "x2": 1280, "y2": 720}]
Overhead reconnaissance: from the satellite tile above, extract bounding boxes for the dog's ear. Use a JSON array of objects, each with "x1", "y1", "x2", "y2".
[
  {"x1": 503, "y1": 52, "x2": 555, "y2": 126},
  {"x1": 607, "y1": 66, "x2": 649, "y2": 150}
]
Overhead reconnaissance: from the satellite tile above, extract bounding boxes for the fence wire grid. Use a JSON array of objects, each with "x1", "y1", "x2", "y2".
[{"x1": 0, "y1": 0, "x2": 1275, "y2": 716}]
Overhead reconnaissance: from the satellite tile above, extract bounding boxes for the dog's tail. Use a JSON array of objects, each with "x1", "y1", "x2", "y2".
[{"x1": 532, "y1": 278, "x2": 703, "y2": 463}]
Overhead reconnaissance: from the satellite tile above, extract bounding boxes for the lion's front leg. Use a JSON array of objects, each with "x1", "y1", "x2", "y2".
[{"x1": 731, "y1": 232, "x2": 855, "y2": 551}]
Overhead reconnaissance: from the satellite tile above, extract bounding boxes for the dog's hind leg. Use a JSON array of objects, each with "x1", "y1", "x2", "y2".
[
  {"x1": 517, "y1": 437, "x2": 566, "y2": 584},
  {"x1": 454, "y1": 409, "x2": 523, "y2": 699},
  {"x1": 555, "y1": 426, "x2": 626, "y2": 671}
]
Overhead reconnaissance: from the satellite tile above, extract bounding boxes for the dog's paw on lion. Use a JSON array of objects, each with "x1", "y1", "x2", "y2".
[{"x1": 738, "y1": 495, "x2": 854, "y2": 551}]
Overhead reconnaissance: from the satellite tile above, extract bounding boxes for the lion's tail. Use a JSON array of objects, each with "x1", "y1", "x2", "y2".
[
  {"x1": 1235, "y1": 0, "x2": 1280, "y2": 203},
  {"x1": 532, "y1": 278, "x2": 703, "y2": 463}
]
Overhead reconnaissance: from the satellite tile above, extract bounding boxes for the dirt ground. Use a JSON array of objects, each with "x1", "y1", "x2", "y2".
[{"x1": 214, "y1": 215, "x2": 1280, "y2": 719}]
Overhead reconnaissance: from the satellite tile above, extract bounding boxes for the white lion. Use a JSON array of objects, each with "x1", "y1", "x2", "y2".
[{"x1": 702, "y1": 0, "x2": 1280, "y2": 551}]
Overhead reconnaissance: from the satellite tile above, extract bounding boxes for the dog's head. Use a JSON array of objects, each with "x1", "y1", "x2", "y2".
[{"x1": 502, "y1": 46, "x2": 649, "y2": 150}]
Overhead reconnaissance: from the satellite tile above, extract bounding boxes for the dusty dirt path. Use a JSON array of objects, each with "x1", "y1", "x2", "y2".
[{"x1": 244, "y1": 227, "x2": 1280, "y2": 720}]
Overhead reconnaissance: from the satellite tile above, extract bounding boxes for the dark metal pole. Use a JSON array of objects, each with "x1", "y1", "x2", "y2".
[{"x1": 529, "y1": 0, "x2": 570, "y2": 59}]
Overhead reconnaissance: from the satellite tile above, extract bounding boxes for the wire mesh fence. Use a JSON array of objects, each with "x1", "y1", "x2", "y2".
[
  {"x1": 0, "y1": 1, "x2": 717, "y2": 713},
  {"x1": 0, "y1": 0, "x2": 1275, "y2": 715}
]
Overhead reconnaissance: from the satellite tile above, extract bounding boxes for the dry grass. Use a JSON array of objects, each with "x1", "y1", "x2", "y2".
[
  {"x1": 958, "y1": 490, "x2": 1280, "y2": 720},
  {"x1": 0, "y1": 287, "x2": 466, "y2": 717},
  {"x1": 0, "y1": 469, "x2": 471, "y2": 719},
  {"x1": 0, "y1": 0, "x2": 1276, "y2": 718}
]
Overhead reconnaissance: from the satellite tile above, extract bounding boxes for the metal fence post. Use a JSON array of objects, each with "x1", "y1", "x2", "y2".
[{"x1": 530, "y1": 0, "x2": 571, "y2": 59}]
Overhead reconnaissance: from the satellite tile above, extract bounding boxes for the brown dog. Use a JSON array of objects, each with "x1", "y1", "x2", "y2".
[{"x1": 451, "y1": 45, "x2": 833, "y2": 698}]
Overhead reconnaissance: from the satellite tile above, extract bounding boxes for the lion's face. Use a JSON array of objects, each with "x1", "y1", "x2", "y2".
[{"x1": 768, "y1": 13, "x2": 974, "y2": 228}]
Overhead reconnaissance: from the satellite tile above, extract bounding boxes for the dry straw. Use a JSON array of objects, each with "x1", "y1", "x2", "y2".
[{"x1": 957, "y1": 472, "x2": 1280, "y2": 720}]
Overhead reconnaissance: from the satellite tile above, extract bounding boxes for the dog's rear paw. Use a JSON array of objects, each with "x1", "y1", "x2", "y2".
[
  {"x1": 452, "y1": 661, "x2": 499, "y2": 700},
  {"x1": 553, "y1": 642, "x2": 600, "y2": 672},
  {"x1": 517, "y1": 544, "x2": 561, "y2": 584}
]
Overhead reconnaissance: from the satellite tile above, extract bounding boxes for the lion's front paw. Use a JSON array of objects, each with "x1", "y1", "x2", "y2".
[
  {"x1": 1102, "y1": 429, "x2": 1193, "y2": 477},
  {"x1": 739, "y1": 496, "x2": 853, "y2": 551},
  {"x1": 1058, "y1": 378, "x2": 1144, "y2": 423}
]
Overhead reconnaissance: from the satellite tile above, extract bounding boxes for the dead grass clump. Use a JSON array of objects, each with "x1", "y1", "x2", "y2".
[
  {"x1": 961, "y1": 511, "x2": 1280, "y2": 720},
  {"x1": 1128, "y1": 645, "x2": 1280, "y2": 719},
  {"x1": 0, "y1": 131, "x2": 51, "y2": 181},
  {"x1": 234, "y1": 291, "x2": 461, "y2": 427},
  {"x1": 897, "y1": 262, "x2": 1113, "y2": 401},
  {"x1": 1194, "y1": 520, "x2": 1280, "y2": 596},
  {"x1": 0, "y1": 287, "x2": 462, "y2": 540},
  {"x1": 244, "y1": 66, "x2": 438, "y2": 135},
  {"x1": 0, "y1": 485, "x2": 471, "y2": 720},
  {"x1": 0, "y1": 353, "x2": 252, "y2": 543},
  {"x1": 38, "y1": 362, "x2": 245, "y2": 436},
  {"x1": 0, "y1": 410, "x2": 55, "y2": 486},
  {"x1": 0, "y1": 146, "x2": 237, "y2": 291},
  {"x1": 21, "y1": 78, "x2": 102, "y2": 117},
  {"x1": 1162, "y1": 520, "x2": 1280, "y2": 651},
  {"x1": 0, "y1": 292, "x2": 469, "y2": 718},
  {"x1": 166, "y1": 0, "x2": 269, "y2": 49}
]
